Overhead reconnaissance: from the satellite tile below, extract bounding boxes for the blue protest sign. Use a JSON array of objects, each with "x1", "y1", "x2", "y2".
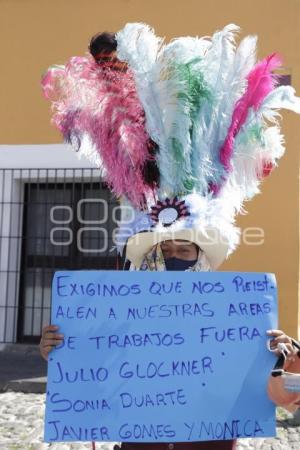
[{"x1": 44, "y1": 271, "x2": 277, "y2": 443}]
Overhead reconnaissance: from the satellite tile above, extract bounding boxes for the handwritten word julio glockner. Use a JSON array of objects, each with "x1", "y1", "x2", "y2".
[{"x1": 118, "y1": 358, "x2": 213, "y2": 379}]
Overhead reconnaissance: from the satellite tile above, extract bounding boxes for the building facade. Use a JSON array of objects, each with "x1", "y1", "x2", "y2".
[
  {"x1": 0, "y1": 145, "x2": 120, "y2": 343},
  {"x1": 0, "y1": 0, "x2": 299, "y2": 342}
]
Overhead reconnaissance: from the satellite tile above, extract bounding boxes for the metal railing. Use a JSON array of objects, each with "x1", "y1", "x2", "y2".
[{"x1": 0, "y1": 168, "x2": 122, "y2": 343}]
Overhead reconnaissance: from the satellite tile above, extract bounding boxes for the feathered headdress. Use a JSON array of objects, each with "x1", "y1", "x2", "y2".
[
  {"x1": 114, "y1": 23, "x2": 300, "y2": 268},
  {"x1": 41, "y1": 55, "x2": 158, "y2": 208},
  {"x1": 42, "y1": 23, "x2": 300, "y2": 269}
]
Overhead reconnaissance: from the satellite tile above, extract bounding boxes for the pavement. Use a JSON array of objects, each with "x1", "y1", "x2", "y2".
[
  {"x1": 0, "y1": 344, "x2": 300, "y2": 449},
  {"x1": 0, "y1": 343, "x2": 47, "y2": 393}
]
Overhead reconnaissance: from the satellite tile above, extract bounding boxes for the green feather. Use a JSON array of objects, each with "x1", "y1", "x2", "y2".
[{"x1": 168, "y1": 58, "x2": 211, "y2": 194}]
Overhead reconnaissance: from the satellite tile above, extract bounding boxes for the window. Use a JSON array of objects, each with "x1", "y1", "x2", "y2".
[{"x1": 18, "y1": 178, "x2": 119, "y2": 342}]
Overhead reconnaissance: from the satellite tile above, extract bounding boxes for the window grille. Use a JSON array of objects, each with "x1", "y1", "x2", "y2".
[{"x1": 0, "y1": 168, "x2": 122, "y2": 344}]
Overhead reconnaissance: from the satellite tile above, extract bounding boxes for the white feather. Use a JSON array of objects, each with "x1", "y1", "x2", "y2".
[
  {"x1": 153, "y1": 44, "x2": 205, "y2": 194},
  {"x1": 114, "y1": 23, "x2": 300, "y2": 262},
  {"x1": 116, "y1": 22, "x2": 162, "y2": 71},
  {"x1": 260, "y1": 85, "x2": 300, "y2": 117},
  {"x1": 192, "y1": 28, "x2": 257, "y2": 193},
  {"x1": 116, "y1": 23, "x2": 166, "y2": 161}
]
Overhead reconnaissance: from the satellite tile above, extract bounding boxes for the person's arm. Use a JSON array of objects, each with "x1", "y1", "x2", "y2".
[
  {"x1": 39, "y1": 325, "x2": 64, "y2": 361},
  {"x1": 268, "y1": 358, "x2": 300, "y2": 412},
  {"x1": 266, "y1": 329, "x2": 300, "y2": 412}
]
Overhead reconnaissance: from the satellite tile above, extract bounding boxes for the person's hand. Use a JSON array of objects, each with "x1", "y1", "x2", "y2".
[
  {"x1": 267, "y1": 329, "x2": 298, "y2": 364},
  {"x1": 40, "y1": 325, "x2": 64, "y2": 361}
]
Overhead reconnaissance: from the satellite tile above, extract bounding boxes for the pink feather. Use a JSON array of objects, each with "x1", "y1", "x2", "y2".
[
  {"x1": 219, "y1": 53, "x2": 282, "y2": 173},
  {"x1": 41, "y1": 66, "x2": 65, "y2": 101},
  {"x1": 41, "y1": 56, "x2": 155, "y2": 208}
]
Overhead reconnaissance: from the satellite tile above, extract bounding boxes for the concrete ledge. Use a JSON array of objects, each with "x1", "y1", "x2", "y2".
[
  {"x1": 1, "y1": 377, "x2": 47, "y2": 394},
  {"x1": 0, "y1": 344, "x2": 47, "y2": 393},
  {"x1": 0, "y1": 343, "x2": 42, "y2": 354}
]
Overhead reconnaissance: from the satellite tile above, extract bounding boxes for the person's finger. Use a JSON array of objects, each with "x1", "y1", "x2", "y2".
[
  {"x1": 285, "y1": 343, "x2": 295, "y2": 355},
  {"x1": 274, "y1": 340, "x2": 293, "y2": 353},
  {"x1": 266, "y1": 329, "x2": 285, "y2": 337},
  {"x1": 43, "y1": 332, "x2": 64, "y2": 340},
  {"x1": 42, "y1": 325, "x2": 59, "y2": 337},
  {"x1": 272, "y1": 342, "x2": 295, "y2": 356},
  {"x1": 42, "y1": 327, "x2": 60, "y2": 336},
  {"x1": 42, "y1": 338, "x2": 63, "y2": 347},
  {"x1": 269, "y1": 338, "x2": 284, "y2": 349},
  {"x1": 42, "y1": 345, "x2": 54, "y2": 359},
  {"x1": 43, "y1": 325, "x2": 59, "y2": 332},
  {"x1": 269, "y1": 335, "x2": 292, "y2": 348},
  {"x1": 271, "y1": 337, "x2": 291, "y2": 346},
  {"x1": 278, "y1": 343, "x2": 293, "y2": 355},
  {"x1": 42, "y1": 335, "x2": 63, "y2": 344}
]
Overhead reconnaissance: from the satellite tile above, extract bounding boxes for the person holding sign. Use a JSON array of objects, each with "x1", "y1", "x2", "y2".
[
  {"x1": 40, "y1": 239, "x2": 300, "y2": 450},
  {"x1": 41, "y1": 23, "x2": 300, "y2": 449}
]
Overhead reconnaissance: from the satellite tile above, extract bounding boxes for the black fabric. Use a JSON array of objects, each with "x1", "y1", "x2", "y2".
[
  {"x1": 164, "y1": 256, "x2": 198, "y2": 271},
  {"x1": 116, "y1": 440, "x2": 236, "y2": 450}
]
